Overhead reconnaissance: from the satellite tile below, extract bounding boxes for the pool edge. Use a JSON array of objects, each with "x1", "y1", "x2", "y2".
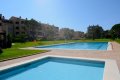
[
  {"x1": 107, "y1": 42, "x2": 112, "y2": 51},
  {"x1": 0, "y1": 55, "x2": 120, "y2": 80},
  {"x1": 20, "y1": 42, "x2": 110, "y2": 51}
]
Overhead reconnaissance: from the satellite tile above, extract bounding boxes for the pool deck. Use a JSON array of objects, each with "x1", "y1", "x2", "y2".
[{"x1": 0, "y1": 42, "x2": 120, "y2": 76}]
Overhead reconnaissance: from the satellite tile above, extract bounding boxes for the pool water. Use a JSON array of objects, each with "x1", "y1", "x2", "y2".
[
  {"x1": 0, "y1": 57, "x2": 105, "y2": 80},
  {"x1": 36, "y1": 42, "x2": 108, "y2": 50}
]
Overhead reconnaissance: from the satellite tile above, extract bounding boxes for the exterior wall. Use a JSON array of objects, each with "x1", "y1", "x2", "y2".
[
  {"x1": 0, "y1": 15, "x2": 34, "y2": 41},
  {"x1": 9, "y1": 16, "x2": 27, "y2": 37},
  {"x1": 0, "y1": 14, "x2": 85, "y2": 41},
  {"x1": 0, "y1": 14, "x2": 13, "y2": 36},
  {"x1": 1, "y1": 14, "x2": 58, "y2": 41}
]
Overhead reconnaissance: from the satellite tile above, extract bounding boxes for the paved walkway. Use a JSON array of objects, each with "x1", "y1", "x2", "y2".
[{"x1": 0, "y1": 42, "x2": 120, "y2": 71}]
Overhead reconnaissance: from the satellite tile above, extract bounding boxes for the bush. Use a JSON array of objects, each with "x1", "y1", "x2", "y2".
[
  {"x1": 7, "y1": 35, "x2": 12, "y2": 48},
  {"x1": 111, "y1": 24, "x2": 120, "y2": 39},
  {"x1": 13, "y1": 34, "x2": 27, "y2": 43},
  {"x1": 0, "y1": 47, "x2": 3, "y2": 54}
]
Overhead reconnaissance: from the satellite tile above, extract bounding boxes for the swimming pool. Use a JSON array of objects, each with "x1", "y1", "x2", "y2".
[
  {"x1": 0, "y1": 56, "x2": 105, "y2": 80},
  {"x1": 35, "y1": 42, "x2": 109, "y2": 50}
]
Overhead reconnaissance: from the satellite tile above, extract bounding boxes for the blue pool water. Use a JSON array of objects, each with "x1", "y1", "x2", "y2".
[
  {"x1": 0, "y1": 57, "x2": 105, "y2": 80},
  {"x1": 36, "y1": 42, "x2": 108, "y2": 50}
]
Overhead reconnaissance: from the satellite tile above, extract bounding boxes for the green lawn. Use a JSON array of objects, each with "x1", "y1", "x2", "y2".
[
  {"x1": 0, "y1": 49, "x2": 47, "y2": 61},
  {"x1": 0, "y1": 39, "x2": 113, "y2": 61}
]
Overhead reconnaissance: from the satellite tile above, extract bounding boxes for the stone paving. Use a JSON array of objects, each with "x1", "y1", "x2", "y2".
[{"x1": 0, "y1": 42, "x2": 120, "y2": 72}]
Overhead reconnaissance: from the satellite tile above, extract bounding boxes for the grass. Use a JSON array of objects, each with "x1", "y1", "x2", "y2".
[
  {"x1": 0, "y1": 49, "x2": 47, "y2": 61},
  {"x1": 0, "y1": 39, "x2": 113, "y2": 61}
]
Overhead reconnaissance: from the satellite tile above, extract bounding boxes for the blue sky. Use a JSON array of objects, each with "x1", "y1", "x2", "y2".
[{"x1": 0, "y1": 0, "x2": 120, "y2": 32}]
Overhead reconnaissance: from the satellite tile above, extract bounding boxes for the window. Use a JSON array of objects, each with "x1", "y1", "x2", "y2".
[
  {"x1": 16, "y1": 32, "x2": 19, "y2": 35},
  {"x1": 0, "y1": 16, "x2": 1, "y2": 20},
  {"x1": 16, "y1": 26, "x2": 19, "y2": 29},
  {"x1": 16, "y1": 22, "x2": 19, "y2": 24}
]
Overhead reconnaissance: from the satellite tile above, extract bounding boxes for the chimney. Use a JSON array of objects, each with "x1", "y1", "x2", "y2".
[
  {"x1": 2, "y1": 16, "x2": 5, "y2": 20},
  {"x1": 19, "y1": 16, "x2": 21, "y2": 19},
  {"x1": 26, "y1": 18, "x2": 28, "y2": 20},
  {"x1": 0, "y1": 14, "x2": 2, "y2": 20}
]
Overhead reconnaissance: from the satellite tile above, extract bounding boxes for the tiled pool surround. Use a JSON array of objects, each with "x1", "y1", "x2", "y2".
[{"x1": 0, "y1": 55, "x2": 119, "y2": 80}]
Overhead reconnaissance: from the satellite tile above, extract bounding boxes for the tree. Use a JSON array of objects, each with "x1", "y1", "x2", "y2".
[
  {"x1": 103, "y1": 30, "x2": 111, "y2": 39},
  {"x1": 59, "y1": 28, "x2": 74, "y2": 40},
  {"x1": 0, "y1": 47, "x2": 3, "y2": 54},
  {"x1": 73, "y1": 31, "x2": 85, "y2": 40},
  {"x1": 87, "y1": 25, "x2": 104, "y2": 40},
  {"x1": 13, "y1": 34, "x2": 27, "y2": 43},
  {"x1": 0, "y1": 38, "x2": 3, "y2": 54},
  {"x1": 7, "y1": 34, "x2": 12, "y2": 48},
  {"x1": 41, "y1": 24, "x2": 59, "y2": 40},
  {"x1": 25, "y1": 18, "x2": 40, "y2": 41},
  {"x1": 110, "y1": 23, "x2": 120, "y2": 40}
]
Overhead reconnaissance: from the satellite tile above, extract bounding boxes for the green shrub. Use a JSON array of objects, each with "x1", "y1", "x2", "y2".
[
  {"x1": 13, "y1": 34, "x2": 27, "y2": 43},
  {"x1": 0, "y1": 47, "x2": 3, "y2": 54},
  {"x1": 7, "y1": 35, "x2": 12, "y2": 48}
]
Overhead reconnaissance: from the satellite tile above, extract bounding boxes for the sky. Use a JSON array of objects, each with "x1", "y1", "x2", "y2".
[{"x1": 0, "y1": 0, "x2": 120, "y2": 32}]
